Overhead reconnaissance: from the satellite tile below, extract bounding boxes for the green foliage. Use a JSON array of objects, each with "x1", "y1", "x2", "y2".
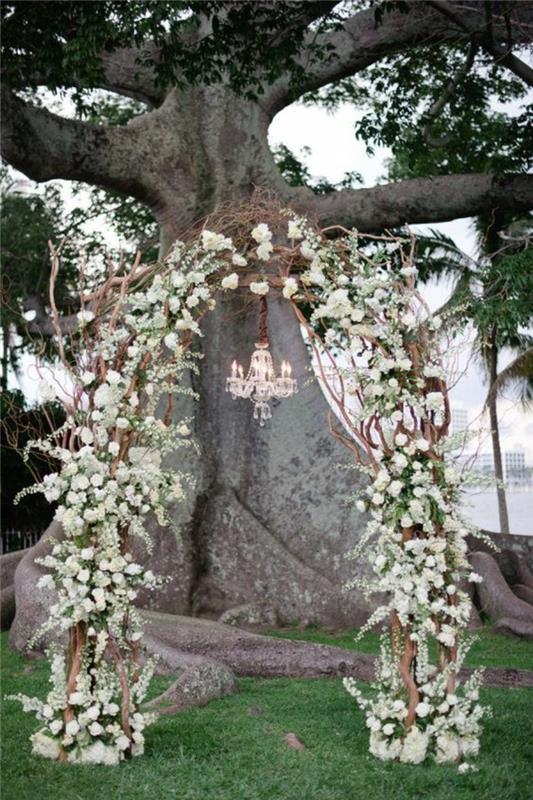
[
  {"x1": 1, "y1": 1, "x2": 338, "y2": 103},
  {"x1": 2, "y1": 630, "x2": 533, "y2": 800},
  {"x1": 472, "y1": 247, "x2": 533, "y2": 350},
  {"x1": 306, "y1": 43, "x2": 531, "y2": 176},
  {"x1": 414, "y1": 214, "x2": 533, "y2": 409},
  {"x1": 0, "y1": 180, "x2": 79, "y2": 367}
]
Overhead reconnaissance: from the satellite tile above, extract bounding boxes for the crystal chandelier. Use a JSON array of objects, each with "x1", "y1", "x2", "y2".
[{"x1": 226, "y1": 295, "x2": 297, "y2": 425}]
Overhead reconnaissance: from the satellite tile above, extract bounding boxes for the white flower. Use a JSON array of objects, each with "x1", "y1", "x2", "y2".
[
  {"x1": 232, "y1": 254, "x2": 247, "y2": 267},
  {"x1": 22, "y1": 309, "x2": 37, "y2": 321},
  {"x1": 401, "y1": 312, "x2": 417, "y2": 328},
  {"x1": 287, "y1": 221, "x2": 303, "y2": 239},
  {"x1": 65, "y1": 720, "x2": 80, "y2": 736},
  {"x1": 37, "y1": 574, "x2": 54, "y2": 590},
  {"x1": 256, "y1": 241, "x2": 273, "y2": 261},
  {"x1": 80, "y1": 371, "x2": 95, "y2": 386},
  {"x1": 201, "y1": 230, "x2": 232, "y2": 251},
  {"x1": 164, "y1": 332, "x2": 178, "y2": 350},
  {"x1": 435, "y1": 733, "x2": 460, "y2": 764},
  {"x1": 221, "y1": 273, "x2": 239, "y2": 290},
  {"x1": 77, "y1": 310, "x2": 95, "y2": 325},
  {"x1": 300, "y1": 240, "x2": 315, "y2": 260},
  {"x1": 38, "y1": 380, "x2": 57, "y2": 403},
  {"x1": 108, "y1": 442, "x2": 120, "y2": 457},
  {"x1": 250, "y1": 281, "x2": 269, "y2": 296},
  {"x1": 116, "y1": 734, "x2": 131, "y2": 751},
  {"x1": 49, "y1": 719, "x2": 63, "y2": 735},
  {"x1": 79, "y1": 427, "x2": 94, "y2": 445},
  {"x1": 251, "y1": 223, "x2": 272, "y2": 243},
  {"x1": 395, "y1": 433, "x2": 408, "y2": 446},
  {"x1": 399, "y1": 726, "x2": 429, "y2": 764},
  {"x1": 356, "y1": 500, "x2": 366, "y2": 513},
  {"x1": 282, "y1": 277, "x2": 298, "y2": 299},
  {"x1": 382, "y1": 723, "x2": 395, "y2": 736},
  {"x1": 88, "y1": 722, "x2": 104, "y2": 736},
  {"x1": 415, "y1": 701, "x2": 431, "y2": 718},
  {"x1": 468, "y1": 572, "x2": 483, "y2": 583},
  {"x1": 31, "y1": 730, "x2": 60, "y2": 760}
]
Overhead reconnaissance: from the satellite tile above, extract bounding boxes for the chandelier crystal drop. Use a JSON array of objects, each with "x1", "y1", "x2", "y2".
[{"x1": 226, "y1": 295, "x2": 297, "y2": 425}]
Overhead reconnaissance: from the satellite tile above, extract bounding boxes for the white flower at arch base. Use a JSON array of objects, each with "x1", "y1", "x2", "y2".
[{"x1": 9, "y1": 211, "x2": 487, "y2": 769}]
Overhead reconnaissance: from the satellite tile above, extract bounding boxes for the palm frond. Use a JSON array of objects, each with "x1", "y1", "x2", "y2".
[{"x1": 485, "y1": 348, "x2": 533, "y2": 410}]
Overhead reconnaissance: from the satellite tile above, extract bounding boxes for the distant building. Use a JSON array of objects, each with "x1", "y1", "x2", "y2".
[
  {"x1": 472, "y1": 450, "x2": 529, "y2": 485},
  {"x1": 451, "y1": 408, "x2": 469, "y2": 435},
  {"x1": 505, "y1": 451, "x2": 527, "y2": 486}
]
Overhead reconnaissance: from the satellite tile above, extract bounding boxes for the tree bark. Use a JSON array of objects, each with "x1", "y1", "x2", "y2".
[{"x1": 487, "y1": 329, "x2": 511, "y2": 534}]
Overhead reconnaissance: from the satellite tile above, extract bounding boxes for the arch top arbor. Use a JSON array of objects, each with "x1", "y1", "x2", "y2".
[{"x1": 10, "y1": 206, "x2": 487, "y2": 768}]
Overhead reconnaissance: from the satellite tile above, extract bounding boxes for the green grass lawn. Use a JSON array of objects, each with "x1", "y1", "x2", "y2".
[{"x1": 1, "y1": 630, "x2": 533, "y2": 800}]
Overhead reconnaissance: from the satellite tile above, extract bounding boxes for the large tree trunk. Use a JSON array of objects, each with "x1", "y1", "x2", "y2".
[{"x1": 130, "y1": 87, "x2": 371, "y2": 626}]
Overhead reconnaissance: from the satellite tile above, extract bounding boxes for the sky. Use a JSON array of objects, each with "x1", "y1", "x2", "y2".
[{"x1": 7, "y1": 96, "x2": 532, "y2": 464}]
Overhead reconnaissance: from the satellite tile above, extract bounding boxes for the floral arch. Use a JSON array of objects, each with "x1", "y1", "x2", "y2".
[{"x1": 11, "y1": 208, "x2": 487, "y2": 769}]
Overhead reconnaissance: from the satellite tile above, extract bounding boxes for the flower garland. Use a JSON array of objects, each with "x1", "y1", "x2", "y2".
[
  {"x1": 10, "y1": 212, "x2": 486, "y2": 768},
  {"x1": 283, "y1": 217, "x2": 488, "y2": 769}
]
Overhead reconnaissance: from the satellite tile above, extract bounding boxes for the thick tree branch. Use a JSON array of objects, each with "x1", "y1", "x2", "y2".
[
  {"x1": 264, "y1": 1, "x2": 533, "y2": 114},
  {"x1": 286, "y1": 173, "x2": 533, "y2": 233},
  {"x1": 0, "y1": 87, "x2": 151, "y2": 203},
  {"x1": 98, "y1": 44, "x2": 164, "y2": 106}
]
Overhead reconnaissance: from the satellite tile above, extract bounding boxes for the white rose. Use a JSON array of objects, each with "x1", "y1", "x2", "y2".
[
  {"x1": 116, "y1": 734, "x2": 131, "y2": 751},
  {"x1": 287, "y1": 221, "x2": 303, "y2": 240},
  {"x1": 38, "y1": 380, "x2": 57, "y2": 403},
  {"x1": 415, "y1": 701, "x2": 431, "y2": 718},
  {"x1": 282, "y1": 277, "x2": 298, "y2": 299},
  {"x1": 251, "y1": 223, "x2": 272, "y2": 243},
  {"x1": 49, "y1": 719, "x2": 63, "y2": 735},
  {"x1": 88, "y1": 722, "x2": 104, "y2": 737},
  {"x1": 79, "y1": 427, "x2": 94, "y2": 445},
  {"x1": 232, "y1": 254, "x2": 247, "y2": 267},
  {"x1": 201, "y1": 230, "x2": 232, "y2": 251},
  {"x1": 249, "y1": 281, "x2": 269, "y2": 296},
  {"x1": 108, "y1": 442, "x2": 120, "y2": 456},
  {"x1": 77, "y1": 310, "x2": 95, "y2": 325},
  {"x1": 256, "y1": 241, "x2": 273, "y2": 261},
  {"x1": 164, "y1": 332, "x2": 178, "y2": 350},
  {"x1": 65, "y1": 720, "x2": 80, "y2": 736},
  {"x1": 300, "y1": 240, "x2": 315, "y2": 260},
  {"x1": 221, "y1": 273, "x2": 239, "y2": 290}
]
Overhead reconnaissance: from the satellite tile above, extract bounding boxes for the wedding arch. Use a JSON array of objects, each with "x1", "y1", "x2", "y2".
[{"x1": 10, "y1": 206, "x2": 487, "y2": 769}]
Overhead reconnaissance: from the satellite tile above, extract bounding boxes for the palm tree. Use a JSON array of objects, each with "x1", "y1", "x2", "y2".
[{"x1": 416, "y1": 212, "x2": 532, "y2": 534}]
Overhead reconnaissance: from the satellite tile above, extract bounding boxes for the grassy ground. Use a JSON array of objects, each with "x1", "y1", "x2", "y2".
[{"x1": 1, "y1": 630, "x2": 533, "y2": 800}]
